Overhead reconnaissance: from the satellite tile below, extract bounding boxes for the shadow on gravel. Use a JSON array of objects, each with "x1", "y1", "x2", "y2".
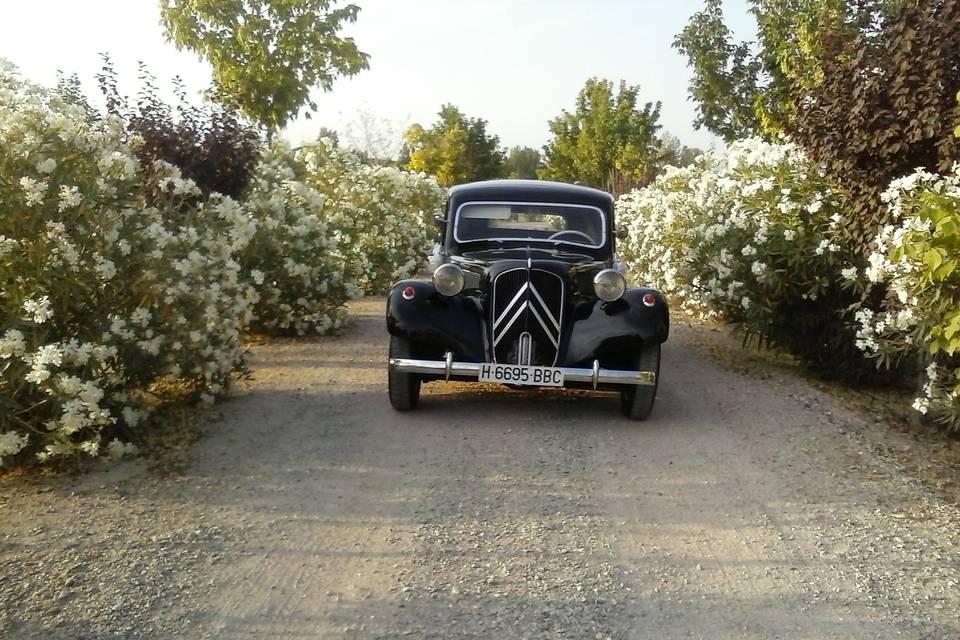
[
  {"x1": 195, "y1": 592, "x2": 931, "y2": 640},
  {"x1": 182, "y1": 379, "x2": 958, "y2": 639}
]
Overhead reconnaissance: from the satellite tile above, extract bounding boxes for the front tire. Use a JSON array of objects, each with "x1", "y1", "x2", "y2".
[
  {"x1": 620, "y1": 342, "x2": 661, "y2": 420},
  {"x1": 388, "y1": 334, "x2": 421, "y2": 411}
]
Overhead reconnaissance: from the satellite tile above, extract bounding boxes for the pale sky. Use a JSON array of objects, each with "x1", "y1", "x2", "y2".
[{"x1": 0, "y1": 0, "x2": 757, "y2": 155}]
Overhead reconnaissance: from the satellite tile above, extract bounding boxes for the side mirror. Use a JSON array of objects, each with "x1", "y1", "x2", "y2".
[
  {"x1": 616, "y1": 226, "x2": 628, "y2": 240},
  {"x1": 433, "y1": 212, "x2": 447, "y2": 227}
]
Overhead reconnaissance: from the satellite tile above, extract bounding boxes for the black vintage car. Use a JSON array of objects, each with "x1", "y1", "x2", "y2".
[{"x1": 385, "y1": 179, "x2": 669, "y2": 419}]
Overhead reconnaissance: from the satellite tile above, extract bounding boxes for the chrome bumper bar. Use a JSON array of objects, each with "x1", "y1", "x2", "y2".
[{"x1": 389, "y1": 354, "x2": 656, "y2": 389}]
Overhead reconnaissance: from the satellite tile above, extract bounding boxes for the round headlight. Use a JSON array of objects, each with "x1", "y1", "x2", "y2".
[
  {"x1": 593, "y1": 269, "x2": 626, "y2": 302},
  {"x1": 433, "y1": 263, "x2": 464, "y2": 297}
]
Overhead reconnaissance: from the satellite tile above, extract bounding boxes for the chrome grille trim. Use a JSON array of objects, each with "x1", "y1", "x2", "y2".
[
  {"x1": 490, "y1": 267, "x2": 565, "y2": 366},
  {"x1": 518, "y1": 332, "x2": 533, "y2": 365},
  {"x1": 529, "y1": 269, "x2": 564, "y2": 362}
]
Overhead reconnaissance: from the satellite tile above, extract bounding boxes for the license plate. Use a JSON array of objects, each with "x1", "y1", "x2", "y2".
[{"x1": 478, "y1": 363, "x2": 564, "y2": 387}]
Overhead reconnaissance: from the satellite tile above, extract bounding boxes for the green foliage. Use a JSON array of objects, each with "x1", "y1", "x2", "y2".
[
  {"x1": 315, "y1": 127, "x2": 340, "y2": 147},
  {"x1": 857, "y1": 169, "x2": 960, "y2": 430},
  {"x1": 505, "y1": 146, "x2": 541, "y2": 179},
  {"x1": 158, "y1": 0, "x2": 369, "y2": 133},
  {"x1": 657, "y1": 133, "x2": 702, "y2": 170},
  {"x1": 540, "y1": 78, "x2": 661, "y2": 195},
  {"x1": 956, "y1": 90, "x2": 960, "y2": 138},
  {"x1": 675, "y1": 0, "x2": 894, "y2": 140},
  {"x1": 403, "y1": 104, "x2": 505, "y2": 187},
  {"x1": 673, "y1": 0, "x2": 763, "y2": 141},
  {"x1": 790, "y1": 0, "x2": 960, "y2": 253}
]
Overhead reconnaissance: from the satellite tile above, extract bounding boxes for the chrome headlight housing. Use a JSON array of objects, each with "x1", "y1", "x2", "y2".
[
  {"x1": 593, "y1": 269, "x2": 626, "y2": 302},
  {"x1": 433, "y1": 263, "x2": 464, "y2": 297}
]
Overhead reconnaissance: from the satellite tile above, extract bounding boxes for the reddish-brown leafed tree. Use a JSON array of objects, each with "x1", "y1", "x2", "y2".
[{"x1": 790, "y1": 0, "x2": 960, "y2": 253}]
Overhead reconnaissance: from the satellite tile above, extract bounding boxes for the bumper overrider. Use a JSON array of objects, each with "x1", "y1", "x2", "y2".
[{"x1": 388, "y1": 352, "x2": 656, "y2": 389}]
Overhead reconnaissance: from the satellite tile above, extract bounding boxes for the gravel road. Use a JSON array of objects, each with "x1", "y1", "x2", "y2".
[{"x1": 2, "y1": 297, "x2": 959, "y2": 639}]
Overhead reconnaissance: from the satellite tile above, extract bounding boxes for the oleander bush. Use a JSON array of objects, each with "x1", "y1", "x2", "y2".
[
  {"x1": 0, "y1": 66, "x2": 258, "y2": 465},
  {"x1": 855, "y1": 167, "x2": 960, "y2": 430},
  {"x1": 239, "y1": 144, "x2": 360, "y2": 335},
  {"x1": 299, "y1": 139, "x2": 444, "y2": 294},
  {"x1": 618, "y1": 138, "x2": 878, "y2": 379},
  {"x1": 237, "y1": 140, "x2": 443, "y2": 333},
  {"x1": 0, "y1": 61, "x2": 447, "y2": 467}
]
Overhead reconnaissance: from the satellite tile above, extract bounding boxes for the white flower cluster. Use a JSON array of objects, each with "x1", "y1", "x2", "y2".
[
  {"x1": 617, "y1": 138, "x2": 852, "y2": 331},
  {"x1": 239, "y1": 144, "x2": 353, "y2": 335},
  {"x1": 0, "y1": 65, "x2": 254, "y2": 465},
  {"x1": 299, "y1": 139, "x2": 444, "y2": 294},
  {"x1": 0, "y1": 64, "x2": 446, "y2": 466},
  {"x1": 856, "y1": 166, "x2": 960, "y2": 429},
  {"x1": 239, "y1": 140, "x2": 443, "y2": 335}
]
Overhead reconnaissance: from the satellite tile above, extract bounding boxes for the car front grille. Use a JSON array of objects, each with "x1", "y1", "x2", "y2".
[{"x1": 490, "y1": 268, "x2": 564, "y2": 366}]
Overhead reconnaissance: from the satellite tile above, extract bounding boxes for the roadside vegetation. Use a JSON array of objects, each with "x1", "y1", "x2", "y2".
[
  {"x1": 628, "y1": 0, "x2": 960, "y2": 430},
  {"x1": 1, "y1": 0, "x2": 959, "y2": 468},
  {"x1": 0, "y1": 58, "x2": 442, "y2": 467}
]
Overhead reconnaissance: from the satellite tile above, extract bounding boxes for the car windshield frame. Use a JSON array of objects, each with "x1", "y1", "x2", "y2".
[{"x1": 452, "y1": 200, "x2": 607, "y2": 250}]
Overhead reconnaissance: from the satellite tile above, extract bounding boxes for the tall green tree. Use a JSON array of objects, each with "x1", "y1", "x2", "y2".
[
  {"x1": 403, "y1": 105, "x2": 505, "y2": 186},
  {"x1": 790, "y1": 0, "x2": 960, "y2": 251},
  {"x1": 673, "y1": 0, "x2": 763, "y2": 141},
  {"x1": 159, "y1": 0, "x2": 369, "y2": 136},
  {"x1": 505, "y1": 146, "x2": 541, "y2": 179},
  {"x1": 540, "y1": 78, "x2": 662, "y2": 195},
  {"x1": 675, "y1": 0, "x2": 896, "y2": 140}
]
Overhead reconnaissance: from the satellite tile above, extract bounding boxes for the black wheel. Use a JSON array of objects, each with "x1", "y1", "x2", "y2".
[
  {"x1": 388, "y1": 334, "x2": 421, "y2": 411},
  {"x1": 620, "y1": 342, "x2": 661, "y2": 420}
]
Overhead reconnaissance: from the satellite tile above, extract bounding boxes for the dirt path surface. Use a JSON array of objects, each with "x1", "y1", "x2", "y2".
[{"x1": 2, "y1": 297, "x2": 960, "y2": 639}]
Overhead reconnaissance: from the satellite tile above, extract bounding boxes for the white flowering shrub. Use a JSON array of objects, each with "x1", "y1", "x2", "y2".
[
  {"x1": 0, "y1": 62, "x2": 442, "y2": 467},
  {"x1": 300, "y1": 140, "x2": 444, "y2": 294},
  {"x1": 0, "y1": 65, "x2": 256, "y2": 466},
  {"x1": 856, "y1": 167, "x2": 960, "y2": 430},
  {"x1": 240, "y1": 145, "x2": 358, "y2": 335},
  {"x1": 618, "y1": 138, "x2": 875, "y2": 377},
  {"x1": 237, "y1": 141, "x2": 442, "y2": 334}
]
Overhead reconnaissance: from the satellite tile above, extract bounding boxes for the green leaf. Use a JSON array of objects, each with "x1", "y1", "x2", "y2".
[
  {"x1": 945, "y1": 312, "x2": 960, "y2": 340},
  {"x1": 923, "y1": 248, "x2": 944, "y2": 272},
  {"x1": 948, "y1": 337, "x2": 960, "y2": 354},
  {"x1": 934, "y1": 259, "x2": 956, "y2": 281},
  {"x1": 936, "y1": 216, "x2": 958, "y2": 237}
]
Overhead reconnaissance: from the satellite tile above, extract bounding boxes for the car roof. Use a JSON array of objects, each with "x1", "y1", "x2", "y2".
[{"x1": 448, "y1": 179, "x2": 614, "y2": 211}]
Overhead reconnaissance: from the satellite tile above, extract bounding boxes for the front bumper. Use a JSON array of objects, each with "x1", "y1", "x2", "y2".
[{"x1": 389, "y1": 354, "x2": 656, "y2": 389}]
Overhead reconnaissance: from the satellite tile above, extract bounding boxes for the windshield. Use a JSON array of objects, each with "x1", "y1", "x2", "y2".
[{"x1": 453, "y1": 202, "x2": 606, "y2": 248}]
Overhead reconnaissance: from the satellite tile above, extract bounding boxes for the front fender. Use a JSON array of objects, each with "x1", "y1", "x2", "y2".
[
  {"x1": 564, "y1": 288, "x2": 669, "y2": 366},
  {"x1": 386, "y1": 280, "x2": 486, "y2": 362}
]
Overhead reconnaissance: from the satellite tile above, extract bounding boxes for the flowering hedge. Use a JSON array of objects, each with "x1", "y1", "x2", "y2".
[
  {"x1": 239, "y1": 145, "x2": 358, "y2": 335},
  {"x1": 0, "y1": 68, "x2": 257, "y2": 465},
  {"x1": 0, "y1": 63, "x2": 445, "y2": 467},
  {"x1": 618, "y1": 138, "x2": 874, "y2": 378},
  {"x1": 856, "y1": 167, "x2": 960, "y2": 430},
  {"x1": 237, "y1": 141, "x2": 443, "y2": 333},
  {"x1": 299, "y1": 140, "x2": 443, "y2": 294}
]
